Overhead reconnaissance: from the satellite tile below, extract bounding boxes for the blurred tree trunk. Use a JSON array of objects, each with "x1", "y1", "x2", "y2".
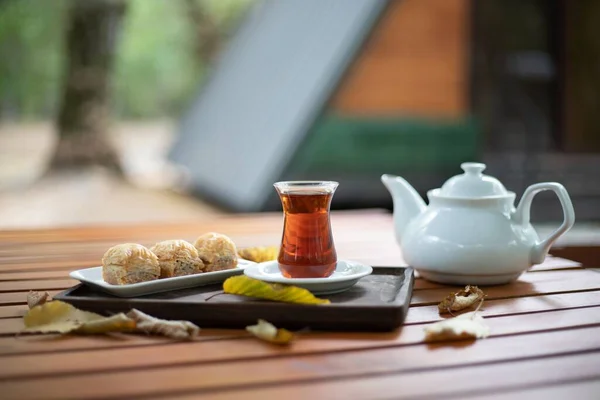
[
  {"x1": 184, "y1": 0, "x2": 221, "y2": 64},
  {"x1": 49, "y1": 0, "x2": 127, "y2": 172}
]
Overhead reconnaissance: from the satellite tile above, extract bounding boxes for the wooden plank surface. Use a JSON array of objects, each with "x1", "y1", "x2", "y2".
[
  {"x1": 3, "y1": 326, "x2": 600, "y2": 400},
  {"x1": 3, "y1": 306, "x2": 600, "y2": 380},
  {"x1": 0, "y1": 210, "x2": 598, "y2": 399},
  {"x1": 171, "y1": 352, "x2": 600, "y2": 400}
]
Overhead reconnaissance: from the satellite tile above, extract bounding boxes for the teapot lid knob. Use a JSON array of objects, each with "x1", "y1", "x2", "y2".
[
  {"x1": 461, "y1": 162, "x2": 486, "y2": 175},
  {"x1": 439, "y1": 162, "x2": 509, "y2": 198}
]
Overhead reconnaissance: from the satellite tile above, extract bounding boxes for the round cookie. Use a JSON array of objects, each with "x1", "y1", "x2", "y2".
[
  {"x1": 194, "y1": 232, "x2": 238, "y2": 272},
  {"x1": 102, "y1": 243, "x2": 160, "y2": 285},
  {"x1": 150, "y1": 239, "x2": 205, "y2": 278}
]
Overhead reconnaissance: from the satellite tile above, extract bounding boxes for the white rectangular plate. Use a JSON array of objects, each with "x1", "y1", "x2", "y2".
[{"x1": 70, "y1": 259, "x2": 255, "y2": 298}]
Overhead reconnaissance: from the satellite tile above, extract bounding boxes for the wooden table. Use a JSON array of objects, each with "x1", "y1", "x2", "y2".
[{"x1": 1, "y1": 210, "x2": 599, "y2": 399}]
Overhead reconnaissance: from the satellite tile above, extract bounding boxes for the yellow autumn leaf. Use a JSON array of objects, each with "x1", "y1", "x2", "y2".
[
  {"x1": 246, "y1": 319, "x2": 294, "y2": 345},
  {"x1": 223, "y1": 275, "x2": 330, "y2": 305},
  {"x1": 237, "y1": 246, "x2": 279, "y2": 263},
  {"x1": 23, "y1": 301, "x2": 135, "y2": 334}
]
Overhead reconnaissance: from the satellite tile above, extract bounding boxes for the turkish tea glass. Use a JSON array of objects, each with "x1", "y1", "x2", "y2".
[{"x1": 274, "y1": 181, "x2": 338, "y2": 278}]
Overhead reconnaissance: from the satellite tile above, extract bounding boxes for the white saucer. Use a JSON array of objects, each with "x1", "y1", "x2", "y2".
[
  {"x1": 243, "y1": 260, "x2": 373, "y2": 295},
  {"x1": 70, "y1": 259, "x2": 255, "y2": 298}
]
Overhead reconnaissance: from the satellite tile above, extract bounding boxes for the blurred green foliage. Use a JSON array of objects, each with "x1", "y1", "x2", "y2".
[
  {"x1": 0, "y1": 0, "x2": 253, "y2": 121},
  {"x1": 0, "y1": 0, "x2": 68, "y2": 120}
]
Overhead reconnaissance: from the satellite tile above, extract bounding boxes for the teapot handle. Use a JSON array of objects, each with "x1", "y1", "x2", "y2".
[{"x1": 513, "y1": 182, "x2": 575, "y2": 265}]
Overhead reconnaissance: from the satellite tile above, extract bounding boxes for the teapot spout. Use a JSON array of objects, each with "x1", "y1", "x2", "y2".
[{"x1": 381, "y1": 174, "x2": 427, "y2": 242}]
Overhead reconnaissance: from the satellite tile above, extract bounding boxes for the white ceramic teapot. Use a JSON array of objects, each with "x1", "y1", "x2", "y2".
[{"x1": 381, "y1": 162, "x2": 575, "y2": 285}]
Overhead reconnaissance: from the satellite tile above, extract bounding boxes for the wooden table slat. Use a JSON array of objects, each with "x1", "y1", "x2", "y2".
[
  {"x1": 1, "y1": 269, "x2": 600, "y2": 331},
  {"x1": 0, "y1": 210, "x2": 389, "y2": 243},
  {"x1": 0, "y1": 290, "x2": 61, "y2": 306},
  {"x1": 3, "y1": 306, "x2": 600, "y2": 380},
  {"x1": 165, "y1": 352, "x2": 600, "y2": 400},
  {"x1": 0, "y1": 259, "x2": 98, "y2": 272},
  {"x1": 0, "y1": 288, "x2": 597, "y2": 356},
  {"x1": 0, "y1": 270, "x2": 79, "y2": 281},
  {"x1": 411, "y1": 269, "x2": 600, "y2": 305},
  {"x1": 3, "y1": 326, "x2": 600, "y2": 400},
  {"x1": 0, "y1": 279, "x2": 77, "y2": 293},
  {"x1": 0, "y1": 267, "x2": 595, "y2": 307},
  {"x1": 405, "y1": 289, "x2": 600, "y2": 324},
  {"x1": 0, "y1": 305, "x2": 32, "y2": 319},
  {"x1": 464, "y1": 379, "x2": 600, "y2": 400}
]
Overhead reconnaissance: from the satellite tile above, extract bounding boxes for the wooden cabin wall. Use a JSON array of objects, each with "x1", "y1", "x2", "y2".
[
  {"x1": 331, "y1": 0, "x2": 470, "y2": 119},
  {"x1": 564, "y1": 0, "x2": 600, "y2": 153}
]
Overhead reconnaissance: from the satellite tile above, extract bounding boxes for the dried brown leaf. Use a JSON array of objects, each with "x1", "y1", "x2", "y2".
[
  {"x1": 76, "y1": 313, "x2": 136, "y2": 334},
  {"x1": 27, "y1": 291, "x2": 50, "y2": 309},
  {"x1": 438, "y1": 285, "x2": 485, "y2": 314},
  {"x1": 126, "y1": 309, "x2": 200, "y2": 340},
  {"x1": 246, "y1": 319, "x2": 294, "y2": 345}
]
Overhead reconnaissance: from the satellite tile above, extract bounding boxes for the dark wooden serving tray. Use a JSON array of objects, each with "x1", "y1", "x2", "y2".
[{"x1": 54, "y1": 267, "x2": 414, "y2": 332}]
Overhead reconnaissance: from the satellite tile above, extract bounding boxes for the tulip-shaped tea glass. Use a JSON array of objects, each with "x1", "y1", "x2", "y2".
[{"x1": 274, "y1": 181, "x2": 339, "y2": 278}]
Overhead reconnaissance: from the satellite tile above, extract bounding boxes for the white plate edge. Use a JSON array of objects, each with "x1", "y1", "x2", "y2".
[
  {"x1": 70, "y1": 259, "x2": 254, "y2": 290},
  {"x1": 245, "y1": 260, "x2": 373, "y2": 284}
]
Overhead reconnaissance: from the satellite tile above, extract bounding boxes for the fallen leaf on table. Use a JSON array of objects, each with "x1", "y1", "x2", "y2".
[
  {"x1": 246, "y1": 319, "x2": 294, "y2": 345},
  {"x1": 23, "y1": 301, "x2": 198, "y2": 339},
  {"x1": 424, "y1": 310, "x2": 490, "y2": 342},
  {"x1": 23, "y1": 301, "x2": 135, "y2": 334},
  {"x1": 27, "y1": 291, "x2": 50, "y2": 309},
  {"x1": 75, "y1": 313, "x2": 136, "y2": 334},
  {"x1": 127, "y1": 309, "x2": 200, "y2": 340},
  {"x1": 237, "y1": 246, "x2": 279, "y2": 263},
  {"x1": 223, "y1": 275, "x2": 330, "y2": 305},
  {"x1": 438, "y1": 285, "x2": 485, "y2": 314}
]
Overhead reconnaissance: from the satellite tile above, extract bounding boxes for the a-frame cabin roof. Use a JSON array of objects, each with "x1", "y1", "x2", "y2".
[{"x1": 170, "y1": 0, "x2": 389, "y2": 211}]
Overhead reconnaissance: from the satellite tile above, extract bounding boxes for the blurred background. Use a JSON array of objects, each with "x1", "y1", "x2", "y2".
[{"x1": 0, "y1": 0, "x2": 598, "y2": 243}]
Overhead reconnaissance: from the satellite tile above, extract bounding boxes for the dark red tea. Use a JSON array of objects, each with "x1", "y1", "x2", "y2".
[{"x1": 277, "y1": 190, "x2": 337, "y2": 278}]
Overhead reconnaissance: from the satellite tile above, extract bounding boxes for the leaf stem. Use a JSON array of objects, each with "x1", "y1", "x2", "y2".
[{"x1": 204, "y1": 291, "x2": 225, "y2": 301}]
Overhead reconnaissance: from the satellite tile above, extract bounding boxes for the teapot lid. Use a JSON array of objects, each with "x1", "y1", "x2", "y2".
[{"x1": 439, "y1": 162, "x2": 508, "y2": 198}]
